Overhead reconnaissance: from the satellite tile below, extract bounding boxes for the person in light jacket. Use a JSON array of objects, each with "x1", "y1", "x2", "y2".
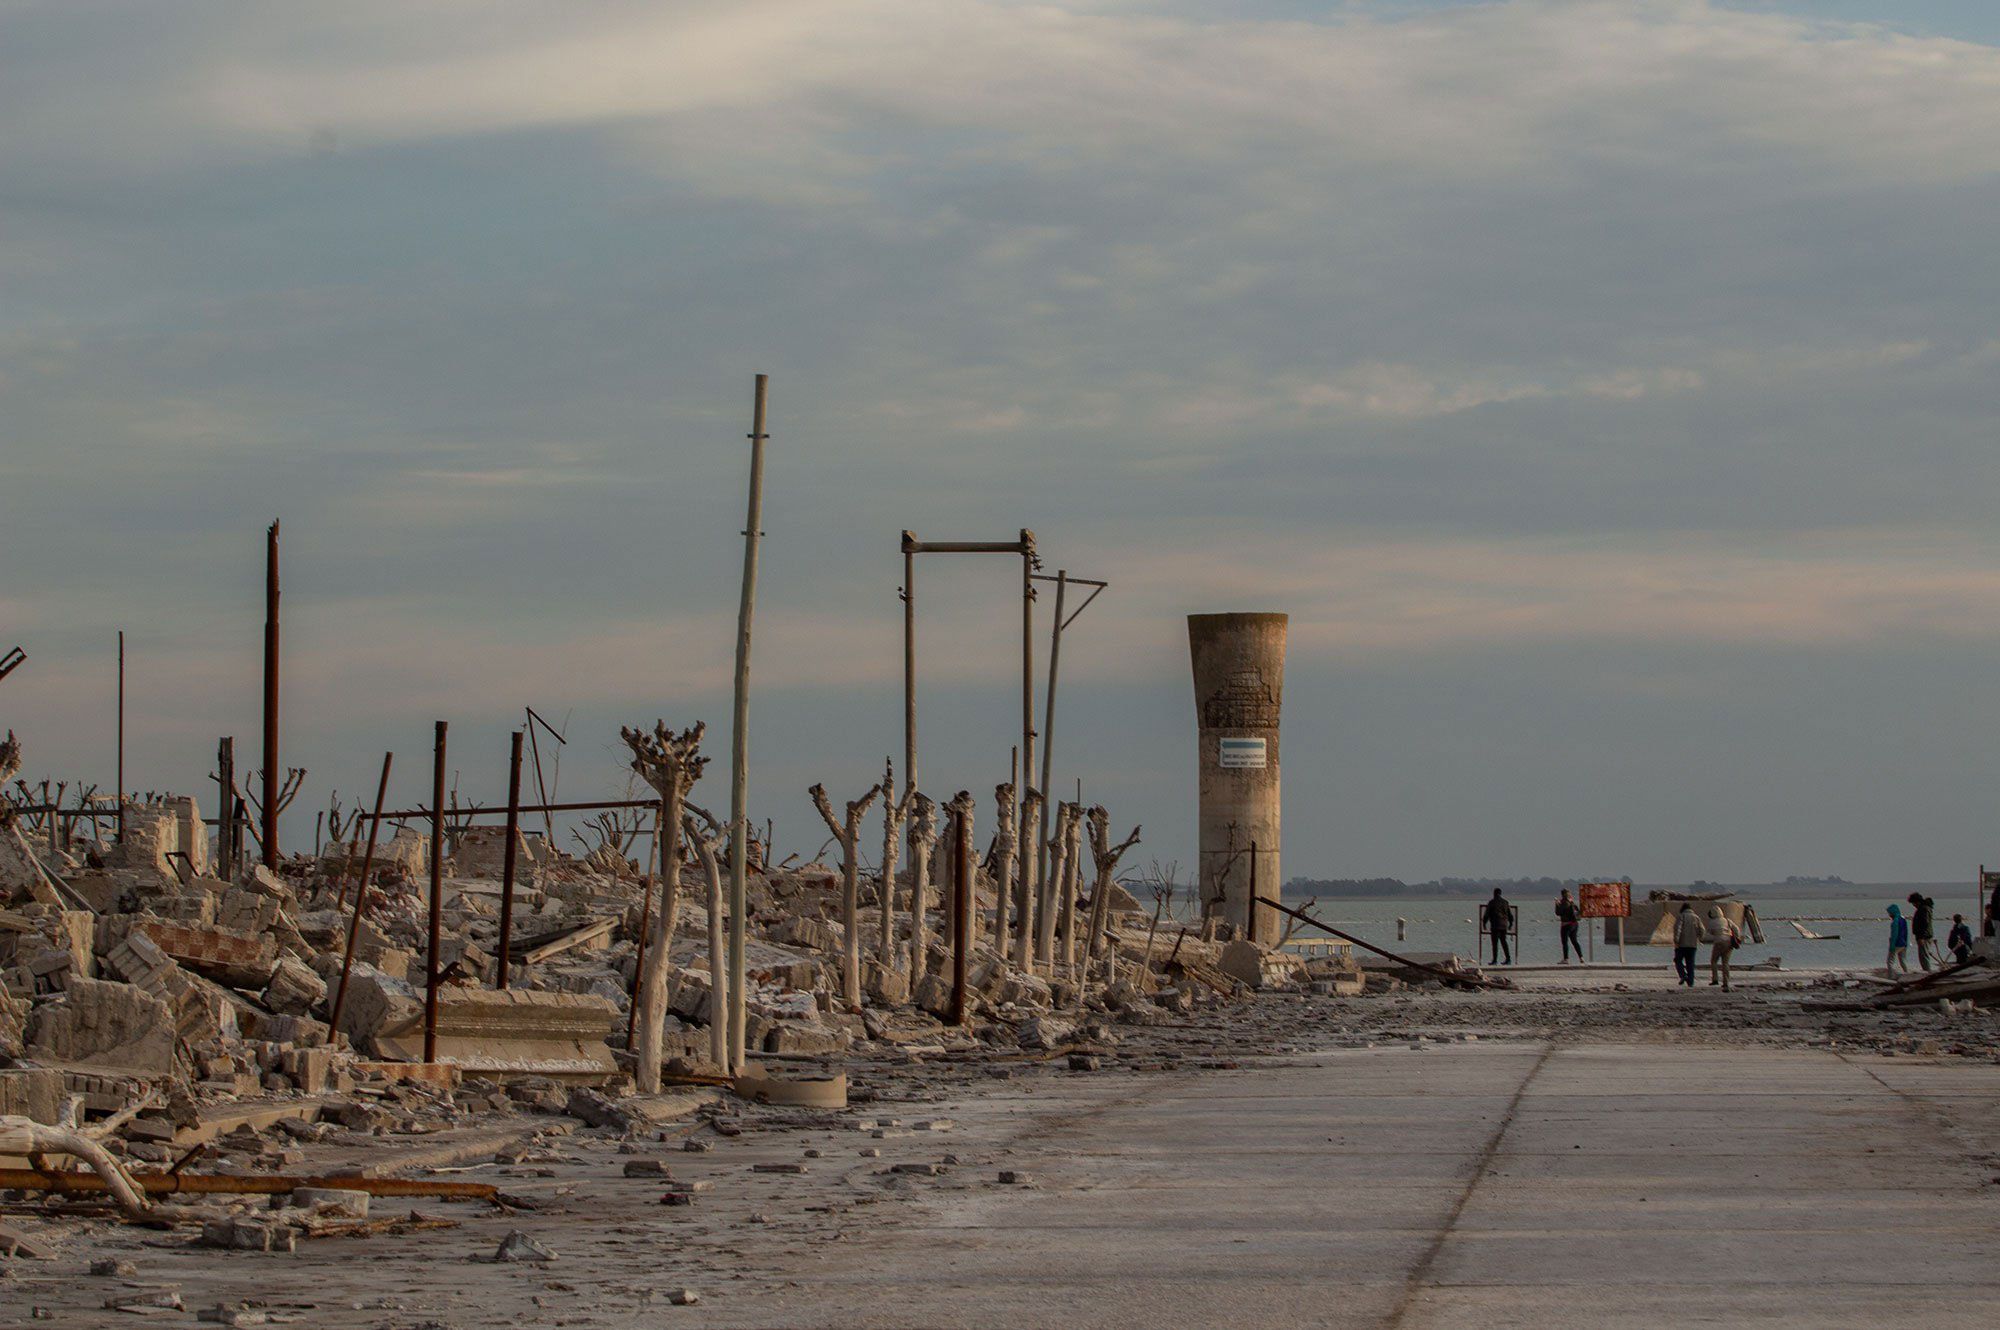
[
  {"x1": 1672, "y1": 903, "x2": 1702, "y2": 987},
  {"x1": 1704, "y1": 905, "x2": 1738, "y2": 991},
  {"x1": 1885, "y1": 904, "x2": 1910, "y2": 977}
]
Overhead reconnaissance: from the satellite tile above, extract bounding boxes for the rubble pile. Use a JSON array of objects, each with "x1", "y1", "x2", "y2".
[{"x1": 1, "y1": 732, "x2": 1350, "y2": 1173}]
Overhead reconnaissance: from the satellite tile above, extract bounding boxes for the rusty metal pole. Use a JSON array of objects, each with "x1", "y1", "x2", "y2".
[
  {"x1": 726, "y1": 373, "x2": 769, "y2": 1074},
  {"x1": 902, "y1": 534, "x2": 917, "y2": 795},
  {"x1": 260, "y1": 521, "x2": 281, "y2": 867},
  {"x1": 496, "y1": 730, "x2": 524, "y2": 990},
  {"x1": 951, "y1": 800, "x2": 972, "y2": 1025},
  {"x1": 216, "y1": 738, "x2": 235, "y2": 874},
  {"x1": 1020, "y1": 531, "x2": 1035, "y2": 897},
  {"x1": 115, "y1": 630, "x2": 125, "y2": 844},
  {"x1": 424, "y1": 720, "x2": 446, "y2": 1063},
  {"x1": 1034, "y1": 571, "x2": 1065, "y2": 899},
  {"x1": 1247, "y1": 841, "x2": 1259, "y2": 944},
  {"x1": 328, "y1": 752, "x2": 394, "y2": 1041}
]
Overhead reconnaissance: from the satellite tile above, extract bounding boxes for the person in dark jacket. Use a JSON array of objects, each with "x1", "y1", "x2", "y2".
[
  {"x1": 1908, "y1": 893, "x2": 1939, "y2": 971},
  {"x1": 1946, "y1": 913, "x2": 1974, "y2": 965},
  {"x1": 1672, "y1": 903, "x2": 1702, "y2": 987},
  {"x1": 1483, "y1": 889, "x2": 1513, "y2": 965},
  {"x1": 1555, "y1": 889, "x2": 1583, "y2": 963}
]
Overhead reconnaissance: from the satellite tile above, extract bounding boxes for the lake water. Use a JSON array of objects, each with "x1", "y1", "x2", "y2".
[{"x1": 1258, "y1": 882, "x2": 1981, "y2": 972}]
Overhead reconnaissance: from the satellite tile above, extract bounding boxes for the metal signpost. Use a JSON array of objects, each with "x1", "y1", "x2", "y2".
[{"x1": 1579, "y1": 881, "x2": 1632, "y2": 964}]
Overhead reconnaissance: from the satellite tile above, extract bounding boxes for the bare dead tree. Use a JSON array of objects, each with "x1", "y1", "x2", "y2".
[
  {"x1": 876, "y1": 759, "x2": 912, "y2": 970},
  {"x1": 1084, "y1": 806, "x2": 1142, "y2": 960},
  {"x1": 243, "y1": 768, "x2": 307, "y2": 843},
  {"x1": 905, "y1": 791, "x2": 939, "y2": 980},
  {"x1": 1036, "y1": 801, "x2": 1076, "y2": 972},
  {"x1": 810, "y1": 777, "x2": 883, "y2": 1011},
  {"x1": 1012, "y1": 786, "x2": 1044, "y2": 969},
  {"x1": 988, "y1": 782, "x2": 1016, "y2": 948},
  {"x1": 619, "y1": 720, "x2": 707, "y2": 1095},
  {"x1": 1057, "y1": 804, "x2": 1087, "y2": 973},
  {"x1": 682, "y1": 811, "x2": 728, "y2": 1069}
]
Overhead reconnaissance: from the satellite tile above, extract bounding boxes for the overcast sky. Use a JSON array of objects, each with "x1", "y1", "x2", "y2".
[{"x1": 4, "y1": 1, "x2": 1999, "y2": 884}]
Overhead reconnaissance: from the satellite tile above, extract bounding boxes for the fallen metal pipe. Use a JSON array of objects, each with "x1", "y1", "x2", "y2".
[
  {"x1": 0, "y1": 1167, "x2": 497, "y2": 1202},
  {"x1": 1252, "y1": 895, "x2": 1511, "y2": 991}
]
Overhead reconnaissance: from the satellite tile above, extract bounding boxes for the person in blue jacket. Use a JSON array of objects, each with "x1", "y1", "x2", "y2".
[{"x1": 1885, "y1": 904, "x2": 1910, "y2": 977}]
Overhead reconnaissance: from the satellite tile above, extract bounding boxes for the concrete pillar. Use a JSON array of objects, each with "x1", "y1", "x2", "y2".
[{"x1": 1187, "y1": 613, "x2": 1287, "y2": 946}]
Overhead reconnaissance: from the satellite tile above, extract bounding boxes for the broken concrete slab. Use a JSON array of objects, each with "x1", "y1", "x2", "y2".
[
  {"x1": 372, "y1": 988, "x2": 620, "y2": 1081},
  {"x1": 25, "y1": 975, "x2": 175, "y2": 1072}
]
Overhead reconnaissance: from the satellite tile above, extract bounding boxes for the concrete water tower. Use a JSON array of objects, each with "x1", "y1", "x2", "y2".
[{"x1": 1187, "y1": 612, "x2": 1287, "y2": 946}]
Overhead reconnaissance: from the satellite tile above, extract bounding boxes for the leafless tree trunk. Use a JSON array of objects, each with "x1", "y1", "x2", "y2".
[
  {"x1": 682, "y1": 813, "x2": 727, "y2": 1069},
  {"x1": 989, "y1": 782, "x2": 1016, "y2": 947},
  {"x1": 1085, "y1": 806, "x2": 1142, "y2": 960},
  {"x1": 876, "y1": 759, "x2": 911, "y2": 971},
  {"x1": 906, "y1": 792, "x2": 939, "y2": 980},
  {"x1": 810, "y1": 778, "x2": 883, "y2": 1011},
  {"x1": 1036, "y1": 801, "x2": 1074, "y2": 972},
  {"x1": 1058, "y1": 806, "x2": 1086, "y2": 973},
  {"x1": 620, "y1": 721, "x2": 707, "y2": 1094},
  {"x1": 1012, "y1": 787, "x2": 1044, "y2": 969}
]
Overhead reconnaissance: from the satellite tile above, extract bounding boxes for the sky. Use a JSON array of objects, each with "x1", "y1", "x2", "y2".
[{"x1": 3, "y1": 0, "x2": 1998, "y2": 884}]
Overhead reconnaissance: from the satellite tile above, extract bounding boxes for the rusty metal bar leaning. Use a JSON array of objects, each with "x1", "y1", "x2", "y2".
[
  {"x1": 496, "y1": 730, "x2": 524, "y2": 990},
  {"x1": 328, "y1": 751, "x2": 394, "y2": 1041},
  {"x1": 425, "y1": 720, "x2": 446, "y2": 1063},
  {"x1": 951, "y1": 797, "x2": 973, "y2": 1025},
  {"x1": 261, "y1": 520, "x2": 280, "y2": 867},
  {"x1": 1252, "y1": 894, "x2": 1510, "y2": 991}
]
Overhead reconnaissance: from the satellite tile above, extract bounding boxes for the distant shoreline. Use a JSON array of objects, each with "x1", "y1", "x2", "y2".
[{"x1": 1281, "y1": 880, "x2": 1966, "y2": 899}]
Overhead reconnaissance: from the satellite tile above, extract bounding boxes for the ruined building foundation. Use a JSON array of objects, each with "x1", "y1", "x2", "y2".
[{"x1": 1187, "y1": 612, "x2": 1287, "y2": 947}]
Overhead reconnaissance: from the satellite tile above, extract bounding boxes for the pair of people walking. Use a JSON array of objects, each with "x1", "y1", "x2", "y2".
[
  {"x1": 1889, "y1": 894, "x2": 1967, "y2": 974},
  {"x1": 1672, "y1": 901, "x2": 1738, "y2": 989}
]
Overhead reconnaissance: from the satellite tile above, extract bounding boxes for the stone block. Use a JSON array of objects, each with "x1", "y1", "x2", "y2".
[
  {"x1": 290, "y1": 1187, "x2": 368, "y2": 1218},
  {"x1": 0, "y1": 1066, "x2": 65, "y2": 1124},
  {"x1": 282, "y1": 1046, "x2": 335, "y2": 1095},
  {"x1": 25, "y1": 976, "x2": 175, "y2": 1072},
  {"x1": 372, "y1": 988, "x2": 620, "y2": 1080},
  {"x1": 130, "y1": 920, "x2": 278, "y2": 988},
  {"x1": 200, "y1": 1217, "x2": 297, "y2": 1253},
  {"x1": 261, "y1": 957, "x2": 325, "y2": 1016},
  {"x1": 764, "y1": 1019, "x2": 850, "y2": 1056}
]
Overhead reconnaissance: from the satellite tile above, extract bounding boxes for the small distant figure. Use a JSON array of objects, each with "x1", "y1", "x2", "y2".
[
  {"x1": 1672, "y1": 902, "x2": 1702, "y2": 987},
  {"x1": 1885, "y1": 904, "x2": 1911, "y2": 977},
  {"x1": 1483, "y1": 888, "x2": 1513, "y2": 966},
  {"x1": 1555, "y1": 888, "x2": 1583, "y2": 964},
  {"x1": 1908, "y1": 892, "x2": 1939, "y2": 971},
  {"x1": 1985, "y1": 893, "x2": 1999, "y2": 939},
  {"x1": 1704, "y1": 905, "x2": 1739, "y2": 991},
  {"x1": 1946, "y1": 913, "x2": 1973, "y2": 965}
]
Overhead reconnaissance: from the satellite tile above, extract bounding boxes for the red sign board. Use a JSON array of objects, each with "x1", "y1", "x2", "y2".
[{"x1": 1578, "y1": 882, "x2": 1631, "y2": 919}]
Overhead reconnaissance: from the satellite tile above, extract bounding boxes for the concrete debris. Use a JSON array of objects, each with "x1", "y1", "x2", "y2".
[
  {"x1": 490, "y1": 1230, "x2": 557, "y2": 1263},
  {"x1": 0, "y1": 724, "x2": 1362, "y2": 1198}
]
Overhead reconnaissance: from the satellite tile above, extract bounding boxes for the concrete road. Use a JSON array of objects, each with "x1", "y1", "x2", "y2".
[{"x1": 724, "y1": 1044, "x2": 2000, "y2": 1328}]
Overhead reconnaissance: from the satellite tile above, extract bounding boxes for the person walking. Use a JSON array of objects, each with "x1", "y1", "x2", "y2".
[
  {"x1": 1555, "y1": 888, "x2": 1583, "y2": 964},
  {"x1": 1885, "y1": 904, "x2": 1911, "y2": 977},
  {"x1": 1946, "y1": 913, "x2": 1974, "y2": 965},
  {"x1": 1909, "y1": 892, "x2": 1939, "y2": 971},
  {"x1": 1672, "y1": 902, "x2": 1702, "y2": 987},
  {"x1": 1483, "y1": 888, "x2": 1513, "y2": 966},
  {"x1": 1704, "y1": 905, "x2": 1739, "y2": 990}
]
